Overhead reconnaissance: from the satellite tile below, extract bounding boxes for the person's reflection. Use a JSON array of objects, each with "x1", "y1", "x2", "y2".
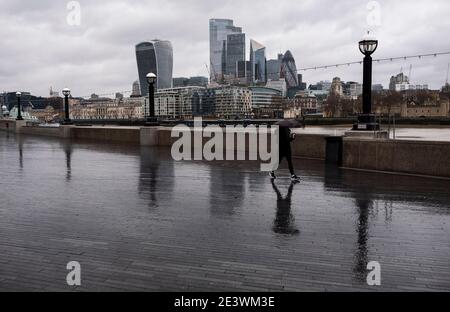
[
  {"x1": 63, "y1": 142, "x2": 73, "y2": 182},
  {"x1": 18, "y1": 136, "x2": 24, "y2": 170},
  {"x1": 271, "y1": 181, "x2": 299, "y2": 235},
  {"x1": 353, "y1": 196, "x2": 371, "y2": 280},
  {"x1": 323, "y1": 164, "x2": 373, "y2": 280}
]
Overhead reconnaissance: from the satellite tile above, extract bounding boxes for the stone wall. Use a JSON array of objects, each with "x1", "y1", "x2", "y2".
[{"x1": 343, "y1": 138, "x2": 450, "y2": 178}]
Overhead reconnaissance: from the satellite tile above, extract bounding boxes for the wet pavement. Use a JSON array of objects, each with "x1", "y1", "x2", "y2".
[{"x1": 0, "y1": 132, "x2": 449, "y2": 291}]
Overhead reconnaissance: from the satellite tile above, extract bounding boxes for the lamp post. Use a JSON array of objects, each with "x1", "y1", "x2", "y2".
[
  {"x1": 62, "y1": 88, "x2": 73, "y2": 125},
  {"x1": 146, "y1": 72, "x2": 158, "y2": 125},
  {"x1": 16, "y1": 92, "x2": 23, "y2": 120},
  {"x1": 353, "y1": 32, "x2": 379, "y2": 131}
]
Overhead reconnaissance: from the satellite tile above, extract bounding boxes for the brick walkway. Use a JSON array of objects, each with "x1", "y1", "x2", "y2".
[{"x1": 0, "y1": 133, "x2": 449, "y2": 291}]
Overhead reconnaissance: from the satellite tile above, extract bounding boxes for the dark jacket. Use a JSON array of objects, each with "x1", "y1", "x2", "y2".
[{"x1": 279, "y1": 127, "x2": 293, "y2": 156}]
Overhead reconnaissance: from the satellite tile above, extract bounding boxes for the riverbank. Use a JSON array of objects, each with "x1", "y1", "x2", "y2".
[{"x1": 1, "y1": 119, "x2": 449, "y2": 178}]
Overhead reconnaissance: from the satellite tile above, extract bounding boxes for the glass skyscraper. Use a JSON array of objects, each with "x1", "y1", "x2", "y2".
[
  {"x1": 135, "y1": 40, "x2": 173, "y2": 95},
  {"x1": 226, "y1": 33, "x2": 245, "y2": 77},
  {"x1": 280, "y1": 50, "x2": 298, "y2": 89},
  {"x1": 209, "y1": 19, "x2": 242, "y2": 82},
  {"x1": 250, "y1": 39, "x2": 266, "y2": 83}
]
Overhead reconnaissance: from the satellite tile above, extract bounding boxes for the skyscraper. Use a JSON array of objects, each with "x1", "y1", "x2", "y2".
[
  {"x1": 250, "y1": 39, "x2": 266, "y2": 83},
  {"x1": 209, "y1": 19, "x2": 242, "y2": 82},
  {"x1": 131, "y1": 80, "x2": 141, "y2": 97},
  {"x1": 135, "y1": 40, "x2": 173, "y2": 95},
  {"x1": 226, "y1": 33, "x2": 245, "y2": 77},
  {"x1": 280, "y1": 50, "x2": 298, "y2": 89}
]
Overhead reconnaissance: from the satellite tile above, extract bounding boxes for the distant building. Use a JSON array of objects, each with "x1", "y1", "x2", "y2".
[
  {"x1": 266, "y1": 79, "x2": 287, "y2": 97},
  {"x1": 153, "y1": 87, "x2": 205, "y2": 119},
  {"x1": 295, "y1": 90, "x2": 318, "y2": 114},
  {"x1": 344, "y1": 81, "x2": 362, "y2": 99},
  {"x1": 173, "y1": 76, "x2": 209, "y2": 88},
  {"x1": 225, "y1": 33, "x2": 245, "y2": 78},
  {"x1": 372, "y1": 84, "x2": 384, "y2": 92},
  {"x1": 237, "y1": 60, "x2": 252, "y2": 84},
  {"x1": 135, "y1": 40, "x2": 173, "y2": 95},
  {"x1": 131, "y1": 81, "x2": 141, "y2": 97},
  {"x1": 213, "y1": 86, "x2": 252, "y2": 118},
  {"x1": 389, "y1": 72, "x2": 409, "y2": 91},
  {"x1": 249, "y1": 86, "x2": 283, "y2": 118},
  {"x1": 400, "y1": 100, "x2": 449, "y2": 118},
  {"x1": 395, "y1": 83, "x2": 428, "y2": 92},
  {"x1": 49, "y1": 87, "x2": 59, "y2": 98},
  {"x1": 330, "y1": 77, "x2": 343, "y2": 96},
  {"x1": 209, "y1": 19, "x2": 243, "y2": 82},
  {"x1": 250, "y1": 39, "x2": 266, "y2": 84},
  {"x1": 71, "y1": 97, "x2": 144, "y2": 120},
  {"x1": 280, "y1": 50, "x2": 298, "y2": 89},
  {"x1": 266, "y1": 54, "x2": 283, "y2": 81}
]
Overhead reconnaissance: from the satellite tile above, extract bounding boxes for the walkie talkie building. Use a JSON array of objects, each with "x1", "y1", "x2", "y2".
[{"x1": 135, "y1": 40, "x2": 173, "y2": 95}]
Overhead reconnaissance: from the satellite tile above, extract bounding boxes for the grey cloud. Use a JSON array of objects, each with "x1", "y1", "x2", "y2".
[{"x1": 0, "y1": 0, "x2": 449, "y2": 96}]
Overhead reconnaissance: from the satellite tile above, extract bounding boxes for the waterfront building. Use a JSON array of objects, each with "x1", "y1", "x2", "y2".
[
  {"x1": 153, "y1": 87, "x2": 205, "y2": 119},
  {"x1": 209, "y1": 19, "x2": 242, "y2": 82},
  {"x1": 249, "y1": 86, "x2": 283, "y2": 118},
  {"x1": 135, "y1": 40, "x2": 173, "y2": 94},
  {"x1": 400, "y1": 100, "x2": 449, "y2": 118},
  {"x1": 250, "y1": 39, "x2": 266, "y2": 84},
  {"x1": 71, "y1": 97, "x2": 144, "y2": 120},
  {"x1": 212, "y1": 86, "x2": 252, "y2": 118}
]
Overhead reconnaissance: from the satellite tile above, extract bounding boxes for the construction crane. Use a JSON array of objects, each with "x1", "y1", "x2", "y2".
[
  {"x1": 446, "y1": 63, "x2": 450, "y2": 85},
  {"x1": 408, "y1": 64, "x2": 413, "y2": 82}
]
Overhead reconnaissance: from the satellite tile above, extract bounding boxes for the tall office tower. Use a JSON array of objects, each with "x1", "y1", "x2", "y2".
[
  {"x1": 267, "y1": 58, "x2": 282, "y2": 81},
  {"x1": 209, "y1": 19, "x2": 242, "y2": 82},
  {"x1": 131, "y1": 80, "x2": 141, "y2": 97},
  {"x1": 226, "y1": 33, "x2": 245, "y2": 77},
  {"x1": 280, "y1": 50, "x2": 298, "y2": 88},
  {"x1": 135, "y1": 40, "x2": 173, "y2": 95},
  {"x1": 250, "y1": 39, "x2": 267, "y2": 83}
]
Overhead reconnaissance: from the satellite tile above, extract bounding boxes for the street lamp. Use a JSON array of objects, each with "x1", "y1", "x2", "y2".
[
  {"x1": 146, "y1": 72, "x2": 158, "y2": 125},
  {"x1": 62, "y1": 88, "x2": 73, "y2": 125},
  {"x1": 353, "y1": 32, "x2": 379, "y2": 131},
  {"x1": 16, "y1": 92, "x2": 23, "y2": 120}
]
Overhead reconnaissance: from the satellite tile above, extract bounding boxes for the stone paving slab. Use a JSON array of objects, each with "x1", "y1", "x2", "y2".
[{"x1": 0, "y1": 133, "x2": 449, "y2": 291}]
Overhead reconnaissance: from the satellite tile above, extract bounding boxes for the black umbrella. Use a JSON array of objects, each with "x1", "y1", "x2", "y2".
[{"x1": 276, "y1": 119, "x2": 302, "y2": 128}]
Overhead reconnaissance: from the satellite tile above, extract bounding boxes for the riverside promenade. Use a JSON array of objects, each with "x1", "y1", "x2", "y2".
[{"x1": 0, "y1": 132, "x2": 449, "y2": 291}]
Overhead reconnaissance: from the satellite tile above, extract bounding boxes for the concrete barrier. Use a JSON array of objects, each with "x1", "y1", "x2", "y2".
[
  {"x1": 4, "y1": 119, "x2": 449, "y2": 178},
  {"x1": 342, "y1": 138, "x2": 450, "y2": 178},
  {"x1": 140, "y1": 127, "x2": 329, "y2": 160},
  {"x1": 71, "y1": 126, "x2": 140, "y2": 144}
]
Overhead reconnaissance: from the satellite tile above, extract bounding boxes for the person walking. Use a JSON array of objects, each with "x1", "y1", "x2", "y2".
[{"x1": 270, "y1": 121, "x2": 300, "y2": 182}]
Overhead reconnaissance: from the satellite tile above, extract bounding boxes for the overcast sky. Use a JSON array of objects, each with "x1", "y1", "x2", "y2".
[{"x1": 0, "y1": 0, "x2": 449, "y2": 97}]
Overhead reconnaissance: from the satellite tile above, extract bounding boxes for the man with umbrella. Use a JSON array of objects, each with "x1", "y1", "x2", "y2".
[{"x1": 269, "y1": 119, "x2": 301, "y2": 182}]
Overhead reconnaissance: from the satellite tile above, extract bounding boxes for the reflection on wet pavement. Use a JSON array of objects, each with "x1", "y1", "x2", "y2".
[{"x1": 0, "y1": 132, "x2": 449, "y2": 291}]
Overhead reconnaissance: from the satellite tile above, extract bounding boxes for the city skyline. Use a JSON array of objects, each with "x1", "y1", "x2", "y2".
[{"x1": 0, "y1": 0, "x2": 449, "y2": 97}]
